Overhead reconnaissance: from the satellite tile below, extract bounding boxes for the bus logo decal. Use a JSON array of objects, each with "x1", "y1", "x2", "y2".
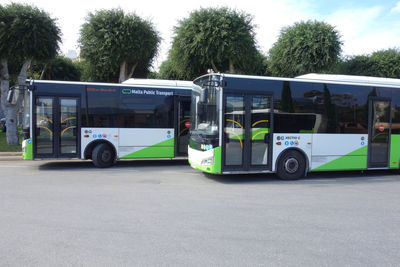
[{"x1": 122, "y1": 89, "x2": 132, "y2": 94}]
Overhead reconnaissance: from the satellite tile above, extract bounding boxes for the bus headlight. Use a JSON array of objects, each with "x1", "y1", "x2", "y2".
[{"x1": 201, "y1": 156, "x2": 214, "y2": 165}]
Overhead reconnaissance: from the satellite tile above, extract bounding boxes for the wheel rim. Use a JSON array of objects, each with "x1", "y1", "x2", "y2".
[
  {"x1": 101, "y1": 150, "x2": 112, "y2": 162},
  {"x1": 284, "y1": 157, "x2": 299, "y2": 173}
]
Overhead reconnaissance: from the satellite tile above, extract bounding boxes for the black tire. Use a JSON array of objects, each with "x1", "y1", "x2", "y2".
[
  {"x1": 92, "y1": 143, "x2": 116, "y2": 168},
  {"x1": 276, "y1": 150, "x2": 306, "y2": 180}
]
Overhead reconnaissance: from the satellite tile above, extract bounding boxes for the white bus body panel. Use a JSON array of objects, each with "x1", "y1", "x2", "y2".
[
  {"x1": 118, "y1": 128, "x2": 174, "y2": 157},
  {"x1": 81, "y1": 128, "x2": 119, "y2": 159},
  {"x1": 311, "y1": 134, "x2": 368, "y2": 170},
  {"x1": 81, "y1": 128, "x2": 174, "y2": 158},
  {"x1": 272, "y1": 134, "x2": 312, "y2": 172}
]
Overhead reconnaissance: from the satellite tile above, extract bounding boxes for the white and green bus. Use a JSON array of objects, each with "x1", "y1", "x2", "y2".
[
  {"x1": 188, "y1": 73, "x2": 400, "y2": 179},
  {"x1": 16, "y1": 79, "x2": 192, "y2": 167}
]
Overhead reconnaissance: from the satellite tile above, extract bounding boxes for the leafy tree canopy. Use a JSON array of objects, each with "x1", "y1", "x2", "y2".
[
  {"x1": 29, "y1": 55, "x2": 81, "y2": 81},
  {"x1": 164, "y1": 7, "x2": 264, "y2": 80},
  {"x1": 269, "y1": 20, "x2": 342, "y2": 77},
  {"x1": 0, "y1": 3, "x2": 60, "y2": 145},
  {"x1": 79, "y1": 8, "x2": 160, "y2": 82},
  {"x1": 0, "y1": 3, "x2": 60, "y2": 62},
  {"x1": 336, "y1": 48, "x2": 400, "y2": 78}
]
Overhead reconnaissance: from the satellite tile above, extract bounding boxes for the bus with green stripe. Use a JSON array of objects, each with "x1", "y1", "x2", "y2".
[
  {"x1": 188, "y1": 73, "x2": 400, "y2": 179},
  {"x1": 16, "y1": 79, "x2": 192, "y2": 167}
]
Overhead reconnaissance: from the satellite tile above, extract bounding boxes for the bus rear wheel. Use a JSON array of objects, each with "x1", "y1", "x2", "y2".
[
  {"x1": 276, "y1": 150, "x2": 306, "y2": 180},
  {"x1": 92, "y1": 143, "x2": 116, "y2": 168}
]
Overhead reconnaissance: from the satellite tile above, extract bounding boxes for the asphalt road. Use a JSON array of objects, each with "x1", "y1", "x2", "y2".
[{"x1": 0, "y1": 159, "x2": 399, "y2": 266}]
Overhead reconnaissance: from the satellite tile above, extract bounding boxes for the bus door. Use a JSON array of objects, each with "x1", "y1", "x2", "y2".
[
  {"x1": 223, "y1": 93, "x2": 273, "y2": 172},
  {"x1": 368, "y1": 98, "x2": 391, "y2": 168},
  {"x1": 175, "y1": 97, "x2": 191, "y2": 156},
  {"x1": 34, "y1": 96, "x2": 80, "y2": 159}
]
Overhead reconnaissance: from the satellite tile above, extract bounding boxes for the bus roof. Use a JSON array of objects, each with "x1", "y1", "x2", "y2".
[
  {"x1": 30, "y1": 79, "x2": 193, "y2": 89},
  {"x1": 207, "y1": 73, "x2": 400, "y2": 89},
  {"x1": 296, "y1": 73, "x2": 400, "y2": 87},
  {"x1": 122, "y1": 78, "x2": 193, "y2": 88}
]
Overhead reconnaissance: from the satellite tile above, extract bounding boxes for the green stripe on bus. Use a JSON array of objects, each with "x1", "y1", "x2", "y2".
[
  {"x1": 390, "y1": 134, "x2": 400, "y2": 168},
  {"x1": 311, "y1": 145, "x2": 368, "y2": 171},
  {"x1": 251, "y1": 128, "x2": 269, "y2": 140},
  {"x1": 120, "y1": 138, "x2": 175, "y2": 159}
]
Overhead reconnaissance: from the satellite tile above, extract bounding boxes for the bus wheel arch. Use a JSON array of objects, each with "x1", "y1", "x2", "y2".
[
  {"x1": 84, "y1": 140, "x2": 117, "y2": 168},
  {"x1": 275, "y1": 148, "x2": 309, "y2": 180}
]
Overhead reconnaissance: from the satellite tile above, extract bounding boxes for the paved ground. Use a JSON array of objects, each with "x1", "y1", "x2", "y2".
[{"x1": 0, "y1": 159, "x2": 399, "y2": 266}]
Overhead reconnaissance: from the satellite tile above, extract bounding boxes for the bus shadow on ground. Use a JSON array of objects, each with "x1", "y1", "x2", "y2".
[
  {"x1": 202, "y1": 170, "x2": 400, "y2": 185},
  {"x1": 38, "y1": 159, "x2": 189, "y2": 171}
]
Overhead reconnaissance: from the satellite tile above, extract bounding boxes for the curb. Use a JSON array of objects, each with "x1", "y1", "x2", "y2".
[
  {"x1": 0, "y1": 152, "x2": 22, "y2": 156},
  {"x1": 0, "y1": 152, "x2": 23, "y2": 161},
  {"x1": 0, "y1": 156, "x2": 23, "y2": 161}
]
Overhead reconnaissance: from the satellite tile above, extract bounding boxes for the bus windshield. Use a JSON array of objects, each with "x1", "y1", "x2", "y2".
[{"x1": 190, "y1": 78, "x2": 220, "y2": 150}]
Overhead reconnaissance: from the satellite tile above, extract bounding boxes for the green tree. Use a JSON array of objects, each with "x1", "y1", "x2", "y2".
[
  {"x1": 269, "y1": 20, "x2": 342, "y2": 77},
  {"x1": 336, "y1": 48, "x2": 400, "y2": 78},
  {"x1": 334, "y1": 55, "x2": 373, "y2": 76},
  {"x1": 158, "y1": 57, "x2": 185, "y2": 80},
  {"x1": 79, "y1": 9, "x2": 160, "y2": 83},
  {"x1": 370, "y1": 49, "x2": 400, "y2": 78},
  {"x1": 165, "y1": 7, "x2": 264, "y2": 80},
  {"x1": 0, "y1": 3, "x2": 60, "y2": 145},
  {"x1": 30, "y1": 55, "x2": 81, "y2": 81}
]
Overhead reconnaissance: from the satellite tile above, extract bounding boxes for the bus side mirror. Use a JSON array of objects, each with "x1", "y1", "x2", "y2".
[
  {"x1": 7, "y1": 89, "x2": 15, "y2": 104},
  {"x1": 264, "y1": 133, "x2": 270, "y2": 143},
  {"x1": 7, "y1": 87, "x2": 20, "y2": 105},
  {"x1": 200, "y1": 88, "x2": 208, "y2": 103}
]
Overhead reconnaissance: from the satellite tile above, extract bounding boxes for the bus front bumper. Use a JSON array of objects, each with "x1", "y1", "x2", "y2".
[{"x1": 188, "y1": 146, "x2": 221, "y2": 174}]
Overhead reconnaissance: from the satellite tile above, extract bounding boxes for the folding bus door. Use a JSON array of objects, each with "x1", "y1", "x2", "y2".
[
  {"x1": 368, "y1": 98, "x2": 391, "y2": 168},
  {"x1": 34, "y1": 96, "x2": 80, "y2": 159},
  {"x1": 222, "y1": 93, "x2": 273, "y2": 172}
]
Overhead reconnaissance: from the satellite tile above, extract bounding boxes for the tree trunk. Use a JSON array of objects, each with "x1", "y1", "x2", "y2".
[
  {"x1": 39, "y1": 62, "x2": 48, "y2": 80},
  {"x1": 5, "y1": 104, "x2": 18, "y2": 145},
  {"x1": 18, "y1": 58, "x2": 32, "y2": 86},
  {"x1": 127, "y1": 62, "x2": 138, "y2": 80},
  {"x1": 229, "y1": 59, "x2": 235, "y2": 74},
  {"x1": 119, "y1": 61, "x2": 139, "y2": 83},
  {"x1": 2, "y1": 58, "x2": 32, "y2": 145},
  {"x1": 1, "y1": 59, "x2": 9, "y2": 119},
  {"x1": 210, "y1": 60, "x2": 218, "y2": 73},
  {"x1": 0, "y1": 58, "x2": 19, "y2": 145},
  {"x1": 119, "y1": 61, "x2": 127, "y2": 83}
]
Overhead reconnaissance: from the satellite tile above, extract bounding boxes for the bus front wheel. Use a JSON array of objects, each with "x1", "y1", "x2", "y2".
[
  {"x1": 276, "y1": 150, "x2": 306, "y2": 180},
  {"x1": 92, "y1": 143, "x2": 116, "y2": 168}
]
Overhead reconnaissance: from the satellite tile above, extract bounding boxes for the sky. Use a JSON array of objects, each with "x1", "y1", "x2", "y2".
[{"x1": 1, "y1": 0, "x2": 400, "y2": 71}]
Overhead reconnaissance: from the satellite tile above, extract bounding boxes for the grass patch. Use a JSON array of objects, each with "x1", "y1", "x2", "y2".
[{"x1": 0, "y1": 131, "x2": 22, "y2": 152}]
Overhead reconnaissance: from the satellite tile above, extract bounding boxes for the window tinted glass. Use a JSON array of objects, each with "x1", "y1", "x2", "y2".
[
  {"x1": 119, "y1": 93, "x2": 173, "y2": 128},
  {"x1": 273, "y1": 81, "x2": 370, "y2": 134},
  {"x1": 87, "y1": 87, "x2": 119, "y2": 127},
  {"x1": 274, "y1": 81, "x2": 318, "y2": 133},
  {"x1": 314, "y1": 83, "x2": 369, "y2": 134},
  {"x1": 390, "y1": 90, "x2": 400, "y2": 134},
  {"x1": 86, "y1": 86, "x2": 174, "y2": 128}
]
